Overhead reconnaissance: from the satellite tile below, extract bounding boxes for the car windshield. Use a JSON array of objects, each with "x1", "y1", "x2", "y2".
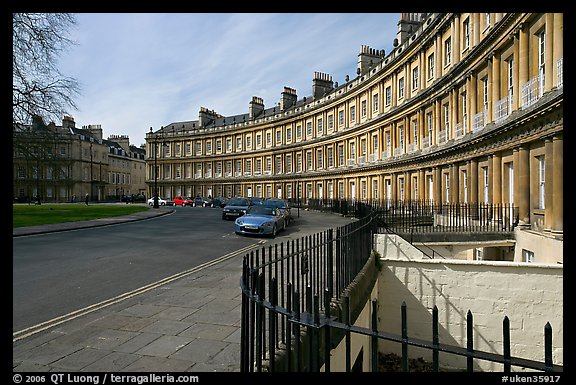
[
  {"x1": 266, "y1": 200, "x2": 287, "y2": 209},
  {"x1": 227, "y1": 198, "x2": 250, "y2": 206},
  {"x1": 248, "y1": 205, "x2": 276, "y2": 216}
]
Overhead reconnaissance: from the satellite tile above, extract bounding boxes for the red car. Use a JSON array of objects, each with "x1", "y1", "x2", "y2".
[{"x1": 173, "y1": 196, "x2": 193, "y2": 207}]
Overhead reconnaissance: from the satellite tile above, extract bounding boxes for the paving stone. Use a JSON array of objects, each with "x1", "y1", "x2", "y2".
[
  {"x1": 178, "y1": 323, "x2": 238, "y2": 341},
  {"x1": 22, "y1": 341, "x2": 83, "y2": 366},
  {"x1": 50, "y1": 347, "x2": 110, "y2": 370},
  {"x1": 81, "y1": 351, "x2": 141, "y2": 372},
  {"x1": 113, "y1": 333, "x2": 161, "y2": 354},
  {"x1": 154, "y1": 306, "x2": 199, "y2": 321},
  {"x1": 139, "y1": 319, "x2": 193, "y2": 335},
  {"x1": 118, "y1": 304, "x2": 168, "y2": 317},
  {"x1": 134, "y1": 335, "x2": 193, "y2": 358},
  {"x1": 121, "y1": 355, "x2": 193, "y2": 372},
  {"x1": 169, "y1": 338, "x2": 228, "y2": 363},
  {"x1": 83, "y1": 329, "x2": 140, "y2": 350}
]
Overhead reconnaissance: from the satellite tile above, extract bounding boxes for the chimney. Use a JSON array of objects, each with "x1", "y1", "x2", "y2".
[
  {"x1": 82, "y1": 124, "x2": 102, "y2": 140},
  {"x1": 198, "y1": 107, "x2": 222, "y2": 127},
  {"x1": 62, "y1": 115, "x2": 76, "y2": 129},
  {"x1": 357, "y1": 45, "x2": 385, "y2": 76},
  {"x1": 397, "y1": 13, "x2": 424, "y2": 46},
  {"x1": 280, "y1": 87, "x2": 297, "y2": 111},
  {"x1": 109, "y1": 134, "x2": 130, "y2": 151},
  {"x1": 312, "y1": 72, "x2": 333, "y2": 99},
  {"x1": 249, "y1": 96, "x2": 264, "y2": 119}
]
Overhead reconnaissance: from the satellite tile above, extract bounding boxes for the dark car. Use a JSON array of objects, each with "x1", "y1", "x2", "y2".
[
  {"x1": 210, "y1": 196, "x2": 228, "y2": 208},
  {"x1": 249, "y1": 197, "x2": 265, "y2": 205},
  {"x1": 193, "y1": 196, "x2": 212, "y2": 207},
  {"x1": 222, "y1": 197, "x2": 252, "y2": 220},
  {"x1": 264, "y1": 198, "x2": 294, "y2": 225}
]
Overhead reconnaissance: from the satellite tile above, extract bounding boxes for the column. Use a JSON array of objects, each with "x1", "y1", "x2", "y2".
[
  {"x1": 470, "y1": 73, "x2": 477, "y2": 129},
  {"x1": 544, "y1": 138, "x2": 553, "y2": 230},
  {"x1": 470, "y1": 158, "x2": 478, "y2": 203},
  {"x1": 553, "y1": 13, "x2": 563, "y2": 88},
  {"x1": 453, "y1": 14, "x2": 461, "y2": 64},
  {"x1": 473, "y1": 13, "x2": 480, "y2": 47},
  {"x1": 433, "y1": 167, "x2": 442, "y2": 204},
  {"x1": 435, "y1": 98, "x2": 441, "y2": 145},
  {"x1": 405, "y1": 171, "x2": 412, "y2": 202},
  {"x1": 436, "y1": 33, "x2": 442, "y2": 79},
  {"x1": 486, "y1": 57, "x2": 493, "y2": 123},
  {"x1": 391, "y1": 173, "x2": 397, "y2": 202},
  {"x1": 517, "y1": 145, "x2": 530, "y2": 225},
  {"x1": 552, "y1": 135, "x2": 563, "y2": 232},
  {"x1": 418, "y1": 169, "x2": 425, "y2": 202},
  {"x1": 513, "y1": 31, "x2": 520, "y2": 110},
  {"x1": 545, "y1": 13, "x2": 554, "y2": 93},
  {"x1": 519, "y1": 24, "x2": 529, "y2": 94},
  {"x1": 452, "y1": 163, "x2": 460, "y2": 204},
  {"x1": 451, "y1": 88, "x2": 457, "y2": 138},
  {"x1": 492, "y1": 152, "x2": 502, "y2": 205},
  {"x1": 492, "y1": 51, "x2": 501, "y2": 119}
]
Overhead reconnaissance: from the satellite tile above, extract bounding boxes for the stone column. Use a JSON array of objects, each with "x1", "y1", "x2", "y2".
[
  {"x1": 470, "y1": 158, "x2": 478, "y2": 203},
  {"x1": 453, "y1": 163, "x2": 460, "y2": 204},
  {"x1": 435, "y1": 99, "x2": 441, "y2": 145},
  {"x1": 405, "y1": 171, "x2": 412, "y2": 202},
  {"x1": 545, "y1": 13, "x2": 554, "y2": 93},
  {"x1": 492, "y1": 152, "x2": 502, "y2": 205},
  {"x1": 513, "y1": 32, "x2": 520, "y2": 110},
  {"x1": 492, "y1": 51, "x2": 501, "y2": 119},
  {"x1": 418, "y1": 169, "x2": 425, "y2": 202},
  {"x1": 517, "y1": 145, "x2": 530, "y2": 225},
  {"x1": 391, "y1": 173, "x2": 397, "y2": 202},
  {"x1": 519, "y1": 24, "x2": 529, "y2": 96},
  {"x1": 433, "y1": 167, "x2": 442, "y2": 204},
  {"x1": 473, "y1": 13, "x2": 480, "y2": 48},
  {"x1": 453, "y1": 14, "x2": 461, "y2": 64},
  {"x1": 451, "y1": 88, "x2": 457, "y2": 138},
  {"x1": 552, "y1": 135, "x2": 563, "y2": 232},
  {"x1": 470, "y1": 73, "x2": 477, "y2": 128},
  {"x1": 553, "y1": 13, "x2": 563, "y2": 88}
]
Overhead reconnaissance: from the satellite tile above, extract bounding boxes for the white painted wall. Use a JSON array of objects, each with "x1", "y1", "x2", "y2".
[{"x1": 374, "y1": 234, "x2": 563, "y2": 371}]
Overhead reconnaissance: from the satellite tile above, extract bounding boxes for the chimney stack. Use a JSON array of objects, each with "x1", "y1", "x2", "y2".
[
  {"x1": 249, "y1": 96, "x2": 264, "y2": 119},
  {"x1": 357, "y1": 45, "x2": 385, "y2": 76},
  {"x1": 397, "y1": 13, "x2": 425, "y2": 46},
  {"x1": 312, "y1": 72, "x2": 333, "y2": 99},
  {"x1": 198, "y1": 107, "x2": 222, "y2": 127},
  {"x1": 280, "y1": 87, "x2": 297, "y2": 111}
]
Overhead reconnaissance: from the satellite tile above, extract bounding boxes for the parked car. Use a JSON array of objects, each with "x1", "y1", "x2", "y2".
[
  {"x1": 147, "y1": 196, "x2": 167, "y2": 206},
  {"x1": 173, "y1": 196, "x2": 194, "y2": 206},
  {"x1": 222, "y1": 197, "x2": 252, "y2": 220},
  {"x1": 234, "y1": 204, "x2": 286, "y2": 238},
  {"x1": 264, "y1": 198, "x2": 294, "y2": 225},
  {"x1": 193, "y1": 196, "x2": 212, "y2": 207},
  {"x1": 249, "y1": 197, "x2": 265, "y2": 205},
  {"x1": 210, "y1": 196, "x2": 228, "y2": 208}
]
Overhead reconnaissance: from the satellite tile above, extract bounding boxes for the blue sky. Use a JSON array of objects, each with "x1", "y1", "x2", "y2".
[{"x1": 58, "y1": 13, "x2": 400, "y2": 147}]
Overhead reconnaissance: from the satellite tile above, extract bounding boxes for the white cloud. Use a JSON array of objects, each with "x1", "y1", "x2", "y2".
[{"x1": 58, "y1": 13, "x2": 399, "y2": 146}]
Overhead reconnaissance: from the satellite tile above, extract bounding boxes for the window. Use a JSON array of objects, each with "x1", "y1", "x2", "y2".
[
  {"x1": 398, "y1": 125, "x2": 404, "y2": 152},
  {"x1": 266, "y1": 157, "x2": 271, "y2": 172},
  {"x1": 245, "y1": 160, "x2": 251, "y2": 175},
  {"x1": 327, "y1": 147, "x2": 334, "y2": 168},
  {"x1": 483, "y1": 167, "x2": 489, "y2": 203},
  {"x1": 196, "y1": 142, "x2": 202, "y2": 154},
  {"x1": 296, "y1": 153, "x2": 302, "y2": 172},
  {"x1": 350, "y1": 105, "x2": 356, "y2": 122},
  {"x1": 444, "y1": 37, "x2": 452, "y2": 66},
  {"x1": 462, "y1": 92, "x2": 468, "y2": 130},
  {"x1": 226, "y1": 139, "x2": 232, "y2": 151},
  {"x1": 483, "y1": 78, "x2": 489, "y2": 114},
  {"x1": 373, "y1": 94, "x2": 379, "y2": 113},
  {"x1": 463, "y1": 19, "x2": 470, "y2": 49},
  {"x1": 286, "y1": 127, "x2": 292, "y2": 141},
  {"x1": 444, "y1": 104, "x2": 450, "y2": 131},
  {"x1": 328, "y1": 114, "x2": 334, "y2": 129},
  {"x1": 306, "y1": 151, "x2": 312, "y2": 170},
  {"x1": 361, "y1": 100, "x2": 367, "y2": 117},
  {"x1": 522, "y1": 249, "x2": 534, "y2": 263},
  {"x1": 276, "y1": 130, "x2": 281, "y2": 144},
  {"x1": 256, "y1": 158, "x2": 262, "y2": 174},
  {"x1": 276, "y1": 157, "x2": 282, "y2": 174},
  {"x1": 256, "y1": 134, "x2": 262, "y2": 147},
  {"x1": 296, "y1": 125, "x2": 302, "y2": 138},
  {"x1": 316, "y1": 149, "x2": 323, "y2": 169},
  {"x1": 338, "y1": 144, "x2": 344, "y2": 166},
  {"x1": 317, "y1": 118, "x2": 323, "y2": 135},
  {"x1": 266, "y1": 132, "x2": 271, "y2": 146},
  {"x1": 462, "y1": 170, "x2": 468, "y2": 203},
  {"x1": 428, "y1": 53, "x2": 435, "y2": 79},
  {"x1": 538, "y1": 156, "x2": 545, "y2": 209},
  {"x1": 246, "y1": 136, "x2": 252, "y2": 148},
  {"x1": 444, "y1": 174, "x2": 450, "y2": 203},
  {"x1": 427, "y1": 112, "x2": 433, "y2": 145},
  {"x1": 399, "y1": 178, "x2": 405, "y2": 202},
  {"x1": 398, "y1": 77, "x2": 405, "y2": 99},
  {"x1": 485, "y1": 13, "x2": 491, "y2": 29},
  {"x1": 507, "y1": 59, "x2": 514, "y2": 111},
  {"x1": 412, "y1": 67, "x2": 419, "y2": 90},
  {"x1": 286, "y1": 154, "x2": 292, "y2": 173},
  {"x1": 307, "y1": 121, "x2": 313, "y2": 136},
  {"x1": 538, "y1": 30, "x2": 545, "y2": 96},
  {"x1": 385, "y1": 86, "x2": 391, "y2": 106},
  {"x1": 339, "y1": 110, "x2": 344, "y2": 126},
  {"x1": 236, "y1": 137, "x2": 242, "y2": 150}
]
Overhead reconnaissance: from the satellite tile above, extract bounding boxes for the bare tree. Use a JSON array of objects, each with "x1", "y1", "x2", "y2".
[{"x1": 12, "y1": 13, "x2": 81, "y2": 126}]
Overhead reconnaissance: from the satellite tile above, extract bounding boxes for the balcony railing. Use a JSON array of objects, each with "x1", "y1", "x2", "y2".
[
  {"x1": 472, "y1": 111, "x2": 485, "y2": 133},
  {"x1": 521, "y1": 76, "x2": 540, "y2": 108},
  {"x1": 495, "y1": 95, "x2": 510, "y2": 123},
  {"x1": 557, "y1": 57, "x2": 563, "y2": 88}
]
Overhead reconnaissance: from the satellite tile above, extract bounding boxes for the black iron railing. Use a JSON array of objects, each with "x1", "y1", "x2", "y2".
[{"x1": 240, "y1": 201, "x2": 561, "y2": 372}]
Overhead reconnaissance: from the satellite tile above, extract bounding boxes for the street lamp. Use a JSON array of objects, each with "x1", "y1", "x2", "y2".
[{"x1": 150, "y1": 127, "x2": 166, "y2": 208}]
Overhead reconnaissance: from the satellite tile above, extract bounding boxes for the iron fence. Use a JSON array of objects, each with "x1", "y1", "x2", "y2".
[{"x1": 239, "y1": 201, "x2": 561, "y2": 372}]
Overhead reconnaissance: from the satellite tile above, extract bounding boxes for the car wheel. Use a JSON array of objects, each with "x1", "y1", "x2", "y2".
[
  {"x1": 270, "y1": 225, "x2": 277, "y2": 238},
  {"x1": 203, "y1": 203, "x2": 206, "y2": 207},
  {"x1": 181, "y1": 203, "x2": 186, "y2": 207}
]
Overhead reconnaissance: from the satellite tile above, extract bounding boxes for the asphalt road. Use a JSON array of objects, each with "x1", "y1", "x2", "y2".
[{"x1": 12, "y1": 207, "x2": 259, "y2": 332}]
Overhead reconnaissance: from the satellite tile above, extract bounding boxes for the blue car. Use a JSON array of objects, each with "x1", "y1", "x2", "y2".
[{"x1": 234, "y1": 204, "x2": 286, "y2": 238}]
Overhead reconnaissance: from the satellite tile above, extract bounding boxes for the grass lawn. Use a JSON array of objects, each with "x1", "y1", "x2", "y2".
[{"x1": 12, "y1": 203, "x2": 150, "y2": 228}]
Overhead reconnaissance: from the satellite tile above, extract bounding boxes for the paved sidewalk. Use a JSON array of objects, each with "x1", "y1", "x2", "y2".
[{"x1": 13, "y1": 207, "x2": 354, "y2": 372}]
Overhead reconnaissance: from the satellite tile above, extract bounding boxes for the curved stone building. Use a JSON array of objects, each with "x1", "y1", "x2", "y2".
[{"x1": 146, "y1": 13, "x2": 563, "y2": 263}]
